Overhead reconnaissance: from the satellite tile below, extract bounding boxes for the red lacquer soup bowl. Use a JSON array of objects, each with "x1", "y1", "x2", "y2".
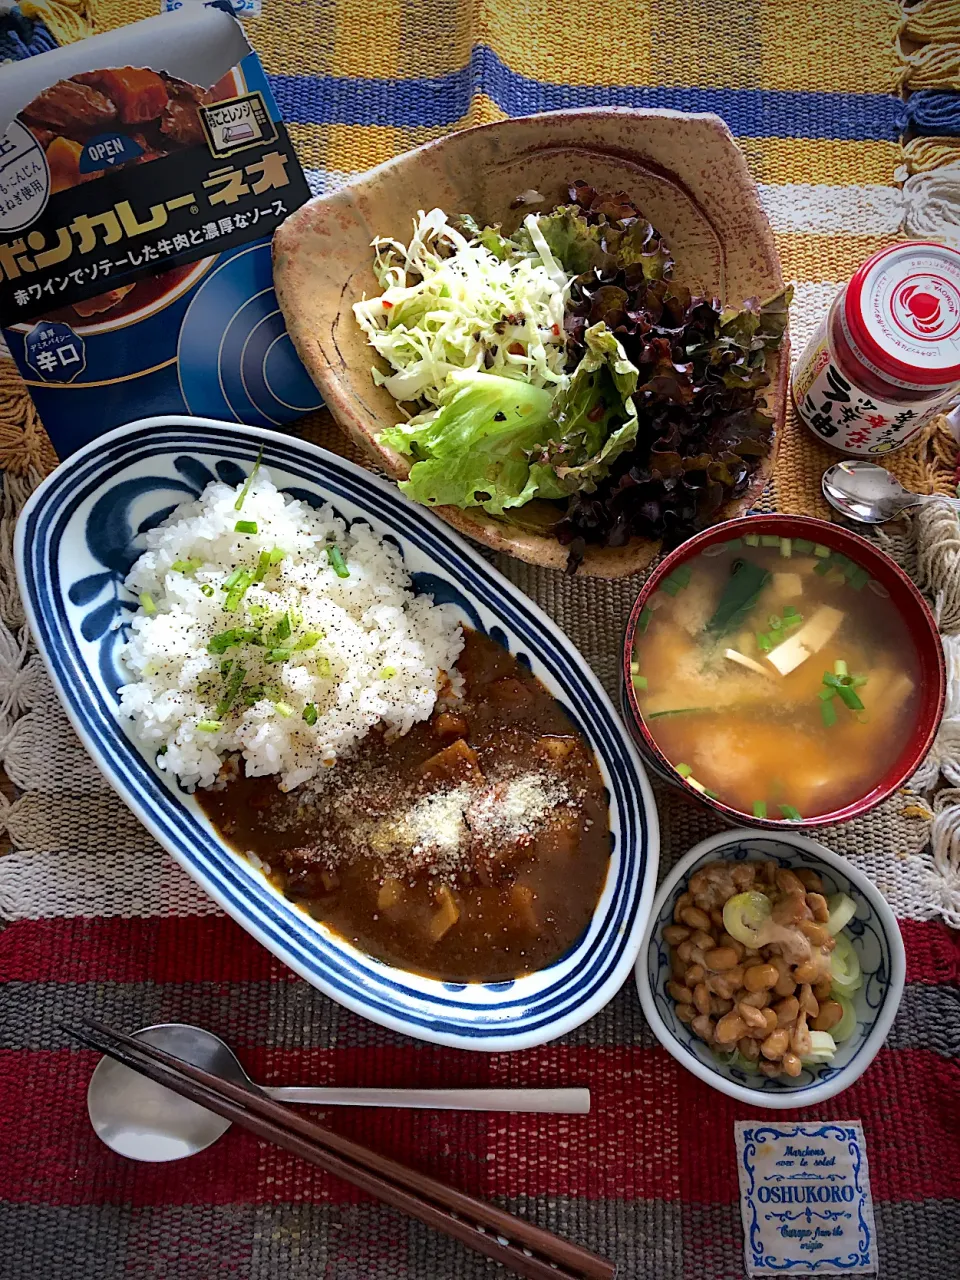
[{"x1": 621, "y1": 514, "x2": 945, "y2": 829}]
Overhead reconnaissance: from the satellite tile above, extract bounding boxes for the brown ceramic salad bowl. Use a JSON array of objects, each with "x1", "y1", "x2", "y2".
[{"x1": 273, "y1": 108, "x2": 789, "y2": 578}]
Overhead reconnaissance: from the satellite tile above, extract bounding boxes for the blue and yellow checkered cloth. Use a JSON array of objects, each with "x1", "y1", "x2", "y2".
[
  {"x1": 241, "y1": 0, "x2": 951, "y2": 513},
  {"x1": 15, "y1": 0, "x2": 955, "y2": 509}
]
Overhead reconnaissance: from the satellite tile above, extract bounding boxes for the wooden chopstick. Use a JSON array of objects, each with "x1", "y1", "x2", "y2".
[{"x1": 70, "y1": 1018, "x2": 616, "y2": 1280}]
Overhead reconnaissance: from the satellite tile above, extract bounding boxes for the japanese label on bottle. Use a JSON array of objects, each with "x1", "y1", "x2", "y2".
[{"x1": 792, "y1": 314, "x2": 952, "y2": 455}]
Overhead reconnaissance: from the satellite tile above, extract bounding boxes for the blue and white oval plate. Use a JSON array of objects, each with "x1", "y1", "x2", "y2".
[{"x1": 16, "y1": 416, "x2": 659, "y2": 1051}]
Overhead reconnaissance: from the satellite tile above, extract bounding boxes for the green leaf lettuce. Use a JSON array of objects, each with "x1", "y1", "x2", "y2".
[
  {"x1": 527, "y1": 324, "x2": 640, "y2": 496},
  {"x1": 514, "y1": 205, "x2": 673, "y2": 281},
  {"x1": 378, "y1": 324, "x2": 641, "y2": 513},
  {"x1": 379, "y1": 371, "x2": 555, "y2": 515}
]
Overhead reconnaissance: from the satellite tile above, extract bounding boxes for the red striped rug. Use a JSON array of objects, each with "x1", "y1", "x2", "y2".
[{"x1": 2, "y1": 913, "x2": 958, "y2": 1278}]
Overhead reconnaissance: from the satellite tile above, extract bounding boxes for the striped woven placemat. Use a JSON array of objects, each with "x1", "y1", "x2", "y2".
[{"x1": 1, "y1": 3, "x2": 959, "y2": 1278}]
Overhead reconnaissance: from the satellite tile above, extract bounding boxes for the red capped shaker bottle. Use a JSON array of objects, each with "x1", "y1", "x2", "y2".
[{"x1": 792, "y1": 241, "x2": 960, "y2": 455}]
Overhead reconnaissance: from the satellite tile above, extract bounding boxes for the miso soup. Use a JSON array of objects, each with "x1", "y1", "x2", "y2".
[{"x1": 630, "y1": 533, "x2": 922, "y2": 819}]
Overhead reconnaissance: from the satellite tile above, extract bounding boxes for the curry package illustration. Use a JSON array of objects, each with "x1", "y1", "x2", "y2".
[{"x1": 0, "y1": 6, "x2": 320, "y2": 456}]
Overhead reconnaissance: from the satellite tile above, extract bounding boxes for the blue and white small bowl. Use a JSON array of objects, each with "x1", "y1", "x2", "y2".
[
  {"x1": 636, "y1": 830, "x2": 905, "y2": 1107},
  {"x1": 16, "y1": 416, "x2": 660, "y2": 1052}
]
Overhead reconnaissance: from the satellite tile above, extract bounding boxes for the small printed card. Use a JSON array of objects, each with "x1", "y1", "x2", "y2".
[{"x1": 735, "y1": 1122, "x2": 878, "y2": 1275}]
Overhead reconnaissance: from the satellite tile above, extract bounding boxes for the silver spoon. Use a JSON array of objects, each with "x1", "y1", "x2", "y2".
[
  {"x1": 822, "y1": 459, "x2": 960, "y2": 525},
  {"x1": 87, "y1": 1023, "x2": 591, "y2": 1162}
]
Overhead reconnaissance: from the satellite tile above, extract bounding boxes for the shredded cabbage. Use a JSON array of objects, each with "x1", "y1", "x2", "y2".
[{"x1": 352, "y1": 209, "x2": 572, "y2": 425}]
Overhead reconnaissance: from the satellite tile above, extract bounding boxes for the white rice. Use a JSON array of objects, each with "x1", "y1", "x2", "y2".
[{"x1": 118, "y1": 468, "x2": 464, "y2": 791}]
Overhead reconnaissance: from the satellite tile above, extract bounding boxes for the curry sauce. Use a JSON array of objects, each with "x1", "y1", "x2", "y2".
[
  {"x1": 198, "y1": 629, "x2": 611, "y2": 981},
  {"x1": 199, "y1": 629, "x2": 611, "y2": 977}
]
